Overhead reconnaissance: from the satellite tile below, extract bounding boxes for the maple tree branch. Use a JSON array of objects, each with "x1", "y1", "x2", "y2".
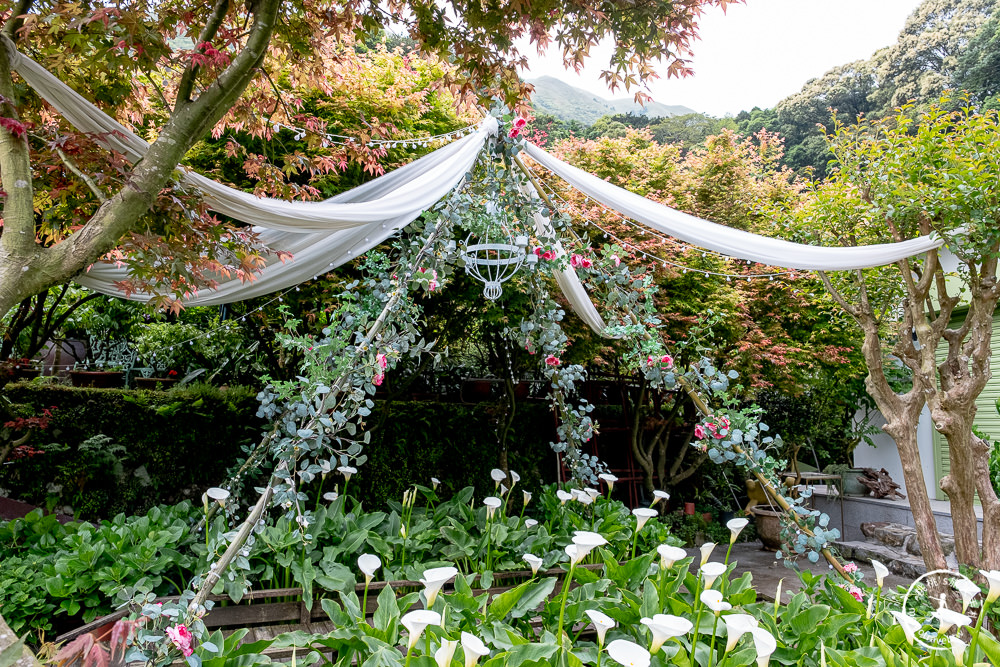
[
  {"x1": 1, "y1": 0, "x2": 33, "y2": 39},
  {"x1": 54, "y1": 145, "x2": 106, "y2": 202},
  {"x1": 176, "y1": 0, "x2": 231, "y2": 106}
]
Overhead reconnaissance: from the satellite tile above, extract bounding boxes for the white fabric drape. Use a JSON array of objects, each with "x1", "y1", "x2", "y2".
[{"x1": 522, "y1": 143, "x2": 945, "y2": 271}]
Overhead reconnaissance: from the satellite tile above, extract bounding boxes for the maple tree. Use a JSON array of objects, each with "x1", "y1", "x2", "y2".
[{"x1": 0, "y1": 0, "x2": 735, "y2": 319}]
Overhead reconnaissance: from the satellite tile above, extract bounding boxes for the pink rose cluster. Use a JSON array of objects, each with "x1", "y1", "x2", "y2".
[
  {"x1": 166, "y1": 624, "x2": 194, "y2": 657},
  {"x1": 533, "y1": 247, "x2": 557, "y2": 261},
  {"x1": 569, "y1": 254, "x2": 593, "y2": 269},
  {"x1": 694, "y1": 415, "x2": 731, "y2": 441},
  {"x1": 544, "y1": 355, "x2": 561, "y2": 367},
  {"x1": 508, "y1": 116, "x2": 528, "y2": 138},
  {"x1": 373, "y1": 352, "x2": 388, "y2": 386},
  {"x1": 646, "y1": 354, "x2": 673, "y2": 369},
  {"x1": 417, "y1": 267, "x2": 438, "y2": 291}
]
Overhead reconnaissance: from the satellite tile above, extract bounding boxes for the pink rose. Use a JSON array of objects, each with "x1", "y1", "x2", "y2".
[
  {"x1": 429, "y1": 280, "x2": 437, "y2": 291},
  {"x1": 660, "y1": 354, "x2": 673, "y2": 368},
  {"x1": 545, "y1": 355, "x2": 560, "y2": 367},
  {"x1": 166, "y1": 624, "x2": 193, "y2": 657},
  {"x1": 570, "y1": 254, "x2": 583, "y2": 268},
  {"x1": 373, "y1": 373, "x2": 384, "y2": 386},
  {"x1": 508, "y1": 127, "x2": 520, "y2": 138},
  {"x1": 646, "y1": 355, "x2": 656, "y2": 367},
  {"x1": 542, "y1": 251, "x2": 556, "y2": 261},
  {"x1": 513, "y1": 117, "x2": 527, "y2": 129},
  {"x1": 694, "y1": 424, "x2": 706, "y2": 439},
  {"x1": 611, "y1": 255, "x2": 620, "y2": 266},
  {"x1": 843, "y1": 562, "x2": 858, "y2": 574},
  {"x1": 848, "y1": 585, "x2": 863, "y2": 602},
  {"x1": 581, "y1": 258, "x2": 593, "y2": 268},
  {"x1": 533, "y1": 247, "x2": 542, "y2": 256},
  {"x1": 376, "y1": 353, "x2": 387, "y2": 369}
]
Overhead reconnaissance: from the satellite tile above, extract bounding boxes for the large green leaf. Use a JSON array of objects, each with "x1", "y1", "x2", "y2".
[{"x1": 489, "y1": 577, "x2": 558, "y2": 621}]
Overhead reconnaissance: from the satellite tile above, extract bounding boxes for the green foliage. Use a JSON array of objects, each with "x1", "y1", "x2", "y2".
[{"x1": 0, "y1": 382, "x2": 263, "y2": 518}]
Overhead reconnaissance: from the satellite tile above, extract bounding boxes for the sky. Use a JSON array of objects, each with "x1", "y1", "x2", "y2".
[{"x1": 519, "y1": 0, "x2": 925, "y2": 117}]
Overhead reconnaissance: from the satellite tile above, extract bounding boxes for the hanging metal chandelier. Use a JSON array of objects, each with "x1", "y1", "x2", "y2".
[{"x1": 460, "y1": 202, "x2": 536, "y2": 299}]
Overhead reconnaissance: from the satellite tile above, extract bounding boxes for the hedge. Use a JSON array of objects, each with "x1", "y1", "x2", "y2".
[{"x1": 1, "y1": 383, "x2": 557, "y2": 519}]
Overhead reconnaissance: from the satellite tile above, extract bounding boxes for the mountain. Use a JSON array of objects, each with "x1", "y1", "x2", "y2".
[{"x1": 528, "y1": 76, "x2": 696, "y2": 125}]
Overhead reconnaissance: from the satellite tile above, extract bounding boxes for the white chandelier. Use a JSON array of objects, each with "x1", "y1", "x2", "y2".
[{"x1": 460, "y1": 218, "x2": 536, "y2": 300}]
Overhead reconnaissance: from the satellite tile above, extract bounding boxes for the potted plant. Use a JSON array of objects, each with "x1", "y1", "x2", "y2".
[
  {"x1": 69, "y1": 364, "x2": 125, "y2": 388},
  {"x1": 134, "y1": 369, "x2": 181, "y2": 390}
]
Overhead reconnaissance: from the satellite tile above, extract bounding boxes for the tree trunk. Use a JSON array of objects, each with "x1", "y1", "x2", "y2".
[
  {"x1": 939, "y1": 418, "x2": 982, "y2": 568},
  {"x1": 972, "y1": 433, "x2": 1000, "y2": 570}
]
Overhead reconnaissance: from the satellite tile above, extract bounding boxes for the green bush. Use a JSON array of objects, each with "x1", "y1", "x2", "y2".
[{"x1": 0, "y1": 382, "x2": 263, "y2": 518}]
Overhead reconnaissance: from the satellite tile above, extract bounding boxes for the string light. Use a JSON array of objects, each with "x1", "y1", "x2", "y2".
[{"x1": 267, "y1": 118, "x2": 480, "y2": 151}]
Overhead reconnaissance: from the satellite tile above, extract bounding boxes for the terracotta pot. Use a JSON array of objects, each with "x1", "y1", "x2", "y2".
[
  {"x1": 752, "y1": 507, "x2": 783, "y2": 551},
  {"x1": 69, "y1": 370, "x2": 124, "y2": 388},
  {"x1": 683, "y1": 501, "x2": 696, "y2": 515},
  {"x1": 133, "y1": 377, "x2": 179, "y2": 390},
  {"x1": 701, "y1": 512, "x2": 713, "y2": 523}
]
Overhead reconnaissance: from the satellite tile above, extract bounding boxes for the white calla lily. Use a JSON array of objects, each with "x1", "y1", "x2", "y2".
[
  {"x1": 657, "y1": 544, "x2": 687, "y2": 569},
  {"x1": 565, "y1": 544, "x2": 582, "y2": 565},
  {"x1": 401, "y1": 609, "x2": 441, "y2": 649},
  {"x1": 323, "y1": 491, "x2": 339, "y2": 502},
  {"x1": 981, "y1": 569, "x2": 1000, "y2": 603},
  {"x1": 954, "y1": 578, "x2": 981, "y2": 613},
  {"x1": 700, "y1": 561, "x2": 728, "y2": 589},
  {"x1": 419, "y1": 566, "x2": 458, "y2": 608},
  {"x1": 606, "y1": 639, "x2": 651, "y2": 667},
  {"x1": 461, "y1": 632, "x2": 489, "y2": 667},
  {"x1": 357, "y1": 553, "x2": 381, "y2": 582},
  {"x1": 522, "y1": 553, "x2": 543, "y2": 576},
  {"x1": 483, "y1": 496, "x2": 502, "y2": 519},
  {"x1": 699, "y1": 542, "x2": 717, "y2": 565},
  {"x1": 723, "y1": 614, "x2": 759, "y2": 652},
  {"x1": 650, "y1": 490, "x2": 669, "y2": 507},
  {"x1": 585, "y1": 487, "x2": 601, "y2": 500},
  {"x1": 933, "y1": 606, "x2": 971, "y2": 634},
  {"x1": 700, "y1": 589, "x2": 732, "y2": 614},
  {"x1": 510, "y1": 471, "x2": 521, "y2": 485},
  {"x1": 338, "y1": 465, "x2": 357, "y2": 480},
  {"x1": 435, "y1": 639, "x2": 458, "y2": 667},
  {"x1": 950, "y1": 635, "x2": 967, "y2": 666},
  {"x1": 523, "y1": 490, "x2": 532, "y2": 506},
  {"x1": 726, "y1": 517, "x2": 749, "y2": 543},
  {"x1": 599, "y1": 473, "x2": 618, "y2": 491},
  {"x1": 633, "y1": 508, "x2": 658, "y2": 532},
  {"x1": 572, "y1": 531, "x2": 608, "y2": 560},
  {"x1": 524, "y1": 518, "x2": 538, "y2": 528},
  {"x1": 556, "y1": 489, "x2": 573, "y2": 505},
  {"x1": 431, "y1": 477, "x2": 440, "y2": 491},
  {"x1": 490, "y1": 469, "x2": 506, "y2": 486},
  {"x1": 585, "y1": 609, "x2": 616, "y2": 646},
  {"x1": 205, "y1": 487, "x2": 229, "y2": 507},
  {"x1": 871, "y1": 560, "x2": 889, "y2": 588},
  {"x1": 750, "y1": 627, "x2": 777, "y2": 667},
  {"x1": 890, "y1": 610, "x2": 922, "y2": 645},
  {"x1": 641, "y1": 614, "x2": 692, "y2": 653}
]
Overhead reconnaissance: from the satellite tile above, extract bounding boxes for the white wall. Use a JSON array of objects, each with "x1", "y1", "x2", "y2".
[{"x1": 852, "y1": 405, "x2": 936, "y2": 497}]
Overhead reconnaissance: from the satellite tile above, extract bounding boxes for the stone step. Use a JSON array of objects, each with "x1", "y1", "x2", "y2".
[
  {"x1": 834, "y1": 540, "x2": 931, "y2": 580},
  {"x1": 860, "y1": 522, "x2": 955, "y2": 557}
]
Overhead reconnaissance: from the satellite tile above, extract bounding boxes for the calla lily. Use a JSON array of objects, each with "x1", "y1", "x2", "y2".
[
  {"x1": 585, "y1": 609, "x2": 616, "y2": 645},
  {"x1": 641, "y1": 614, "x2": 692, "y2": 653},
  {"x1": 585, "y1": 487, "x2": 601, "y2": 500},
  {"x1": 954, "y1": 578, "x2": 980, "y2": 613},
  {"x1": 205, "y1": 487, "x2": 229, "y2": 507},
  {"x1": 357, "y1": 553, "x2": 381, "y2": 582},
  {"x1": 700, "y1": 542, "x2": 717, "y2": 565},
  {"x1": 401, "y1": 609, "x2": 441, "y2": 649},
  {"x1": 483, "y1": 496, "x2": 501, "y2": 519},
  {"x1": 338, "y1": 465, "x2": 357, "y2": 480},
  {"x1": 657, "y1": 544, "x2": 687, "y2": 569},
  {"x1": 950, "y1": 635, "x2": 967, "y2": 666},
  {"x1": 723, "y1": 614, "x2": 759, "y2": 652},
  {"x1": 500, "y1": 484, "x2": 508, "y2": 496},
  {"x1": 461, "y1": 632, "x2": 489, "y2": 667},
  {"x1": 431, "y1": 477, "x2": 440, "y2": 491},
  {"x1": 490, "y1": 469, "x2": 506, "y2": 486},
  {"x1": 701, "y1": 589, "x2": 732, "y2": 614},
  {"x1": 750, "y1": 627, "x2": 777, "y2": 667},
  {"x1": 435, "y1": 639, "x2": 458, "y2": 667},
  {"x1": 574, "y1": 489, "x2": 594, "y2": 506},
  {"x1": 599, "y1": 473, "x2": 618, "y2": 491},
  {"x1": 323, "y1": 491, "x2": 339, "y2": 502},
  {"x1": 525, "y1": 519, "x2": 538, "y2": 528},
  {"x1": 523, "y1": 490, "x2": 532, "y2": 506},
  {"x1": 650, "y1": 490, "x2": 669, "y2": 507},
  {"x1": 556, "y1": 489, "x2": 573, "y2": 505},
  {"x1": 510, "y1": 471, "x2": 521, "y2": 485},
  {"x1": 522, "y1": 553, "x2": 543, "y2": 576},
  {"x1": 420, "y1": 566, "x2": 458, "y2": 608},
  {"x1": 606, "y1": 639, "x2": 651, "y2": 667},
  {"x1": 700, "y1": 562, "x2": 728, "y2": 589},
  {"x1": 891, "y1": 610, "x2": 922, "y2": 645},
  {"x1": 565, "y1": 544, "x2": 582, "y2": 565},
  {"x1": 980, "y1": 569, "x2": 1000, "y2": 603},
  {"x1": 633, "y1": 508, "x2": 658, "y2": 531},
  {"x1": 572, "y1": 531, "x2": 609, "y2": 560},
  {"x1": 871, "y1": 559, "x2": 889, "y2": 588},
  {"x1": 726, "y1": 517, "x2": 749, "y2": 543},
  {"x1": 933, "y1": 607, "x2": 971, "y2": 633}
]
